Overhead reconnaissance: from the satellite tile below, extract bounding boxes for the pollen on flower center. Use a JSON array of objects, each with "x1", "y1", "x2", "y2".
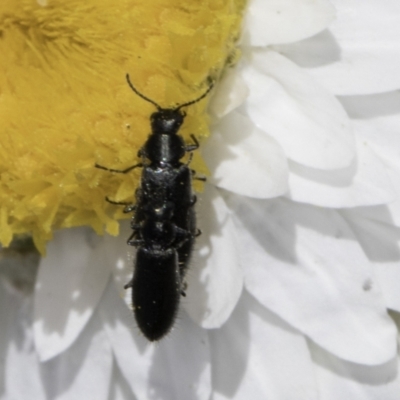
[{"x1": 0, "y1": 0, "x2": 245, "y2": 253}]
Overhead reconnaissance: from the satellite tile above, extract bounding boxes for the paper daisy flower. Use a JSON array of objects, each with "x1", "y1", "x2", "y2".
[{"x1": 2, "y1": 0, "x2": 400, "y2": 399}]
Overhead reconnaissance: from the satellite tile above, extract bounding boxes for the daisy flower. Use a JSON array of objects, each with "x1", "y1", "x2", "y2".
[{"x1": 1, "y1": 0, "x2": 400, "y2": 399}]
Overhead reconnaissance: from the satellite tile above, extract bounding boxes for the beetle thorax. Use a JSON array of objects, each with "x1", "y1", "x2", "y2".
[{"x1": 144, "y1": 133, "x2": 185, "y2": 165}]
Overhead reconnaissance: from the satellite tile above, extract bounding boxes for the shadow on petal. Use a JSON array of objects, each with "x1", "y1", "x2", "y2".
[
  {"x1": 309, "y1": 339, "x2": 398, "y2": 387},
  {"x1": 274, "y1": 29, "x2": 342, "y2": 68}
]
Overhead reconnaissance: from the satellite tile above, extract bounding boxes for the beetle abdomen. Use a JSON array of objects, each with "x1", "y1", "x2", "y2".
[{"x1": 133, "y1": 247, "x2": 181, "y2": 341}]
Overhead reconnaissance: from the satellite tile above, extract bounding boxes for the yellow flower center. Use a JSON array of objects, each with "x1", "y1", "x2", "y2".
[{"x1": 0, "y1": 0, "x2": 245, "y2": 253}]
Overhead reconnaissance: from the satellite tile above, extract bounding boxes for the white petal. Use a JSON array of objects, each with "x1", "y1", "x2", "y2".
[
  {"x1": 335, "y1": 91, "x2": 400, "y2": 256},
  {"x1": 231, "y1": 196, "x2": 397, "y2": 365},
  {"x1": 340, "y1": 91, "x2": 400, "y2": 131},
  {"x1": 287, "y1": 137, "x2": 396, "y2": 207},
  {"x1": 98, "y1": 280, "x2": 150, "y2": 400},
  {"x1": 341, "y1": 93, "x2": 400, "y2": 195},
  {"x1": 203, "y1": 111, "x2": 289, "y2": 198},
  {"x1": 41, "y1": 313, "x2": 112, "y2": 400},
  {"x1": 241, "y1": 0, "x2": 335, "y2": 46},
  {"x1": 285, "y1": 0, "x2": 400, "y2": 95},
  {"x1": 338, "y1": 92, "x2": 400, "y2": 223},
  {"x1": 310, "y1": 340, "x2": 400, "y2": 400},
  {"x1": 209, "y1": 68, "x2": 249, "y2": 119},
  {"x1": 345, "y1": 202, "x2": 400, "y2": 242},
  {"x1": 211, "y1": 290, "x2": 319, "y2": 400},
  {"x1": 108, "y1": 362, "x2": 136, "y2": 400},
  {"x1": 105, "y1": 221, "x2": 135, "y2": 309},
  {"x1": 34, "y1": 227, "x2": 111, "y2": 361},
  {"x1": 98, "y1": 280, "x2": 212, "y2": 400},
  {"x1": 0, "y1": 283, "x2": 46, "y2": 399},
  {"x1": 341, "y1": 209, "x2": 400, "y2": 313},
  {"x1": 184, "y1": 185, "x2": 243, "y2": 328},
  {"x1": 243, "y1": 50, "x2": 355, "y2": 170}
]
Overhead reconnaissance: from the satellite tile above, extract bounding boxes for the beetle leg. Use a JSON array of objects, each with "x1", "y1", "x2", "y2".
[{"x1": 185, "y1": 134, "x2": 200, "y2": 152}]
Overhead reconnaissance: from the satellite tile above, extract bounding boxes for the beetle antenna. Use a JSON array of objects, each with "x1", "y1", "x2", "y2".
[
  {"x1": 126, "y1": 73, "x2": 162, "y2": 110},
  {"x1": 175, "y1": 82, "x2": 214, "y2": 111}
]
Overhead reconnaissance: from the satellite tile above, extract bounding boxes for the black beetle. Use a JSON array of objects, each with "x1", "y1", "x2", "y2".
[{"x1": 96, "y1": 74, "x2": 213, "y2": 340}]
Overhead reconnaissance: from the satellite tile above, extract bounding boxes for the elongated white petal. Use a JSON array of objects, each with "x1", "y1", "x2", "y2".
[
  {"x1": 99, "y1": 280, "x2": 150, "y2": 400},
  {"x1": 241, "y1": 0, "x2": 335, "y2": 46},
  {"x1": 98, "y1": 280, "x2": 212, "y2": 400},
  {"x1": 203, "y1": 111, "x2": 288, "y2": 198},
  {"x1": 287, "y1": 137, "x2": 395, "y2": 207},
  {"x1": 310, "y1": 340, "x2": 400, "y2": 400},
  {"x1": 341, "y1": 92, "x2": 400, "y2": 193},
  {"x1": 280, "y1": 0, "x2": 400, "y2": 95},
  {"x1": 211, "y1": 290, "x2": 319, "y2": 400},
  {"x1": 243, "y1": 50, "x2": 355, "y2": 170},
  {"x1": 104, "y1": 221, "x2": 135, "y2": 309},
  {"x1": 339, "y1": 92, "x2": 400, "y2": 222},
  {"x1": 108, "y1": 362, "x2": 136, "y2": 400},
  {"x1": 0, "y1": 284, "x2": 46, "y2": 399},
  {"x1": 231, "y1": 196, "x2": 397, "y2": 365},
  {"x1": 34, "y1": 227, "x2": 111, "y2": 362},
  {"x1": 209, "y1": 68, "x2": 249, "y2": 119},
  {"x1": 341, "y1": 209, "x2": 400, "y2": 313},
  {"x1": 341, "y1": 91, "x2": 400, "y2": 131},
  {"x1": 184, "y1": 185, "x2": 243, "y2": 328},
  {"x1": 40, "y1": 313, "x2": 112, "y2": 400}
]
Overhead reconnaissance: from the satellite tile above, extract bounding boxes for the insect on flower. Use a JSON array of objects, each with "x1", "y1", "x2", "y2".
[{"x1": 96, "y1": 74, "x2": 213, "y2": 341}]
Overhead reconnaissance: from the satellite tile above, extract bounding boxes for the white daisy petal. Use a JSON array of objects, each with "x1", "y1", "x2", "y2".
[
  {"x1": 41, "y1": 313, "x2": 113, "y2": 400},
  {"x1": 0, "y1": 283, "x2": 46, "y2": 399},
  {"x1": 243, "y1": 50, "x2": 355, "y2": 170},
  {"x1": 184, "y1": 185, "x2": 243, "y2": 328},
  {"x1": 33, "y1": 227, "x2": 111, "y2": 362},
  {"x1": 241, "y1": 0, "x2": 335, "y2": 46},
  {"x1": 287, "y1": 137, "x2": 396, "y2": 207},
  {"x1": 341, "y1": 209, "x2": 400, "y2": 313},
  {"x1": 203, "y1": 111, "x2": 288, "y2": 198},
  {"x1": 104, "y1": 221, "x2": 135, "y2": 309},
  {"x1": 341, "y1": 93, "x2": 400, "y2": 193},
  {"x1": 108, "y1": 362, "x2": 136, "y2": 400},
  {"x1": 278, "y1": 0, "x2": 400, "y2": 95},
  {"x1": 209, "y1": 68, "x2": 249, "y2": 119},
  {"x1": 341, "y1": 91, "x2": 400, "y2": 129},
  {"x1": 145, "y1": 319, "x2": 211, "y2": 400},
  {"x1": 231, "y1": 196, "x2": 397, "y2": 365},
  {"x1": 338, "y1": 92, "x2": 400, "y2": 221},
  {"x1": 211, "y1": 290, "x2": 319, "y2": 400},
  {"x1": 98, "y1": 279, "x2": 212, "y2": 400},
  {"x1": 343, "y1": 201, "x2": 400, "y2": 244},
  {"x1": 310, "y1": 340, "x2": 400, "y2": 400},
  {"x1": 98, "y1": 280, "x2": 150, "y2": 400}
]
